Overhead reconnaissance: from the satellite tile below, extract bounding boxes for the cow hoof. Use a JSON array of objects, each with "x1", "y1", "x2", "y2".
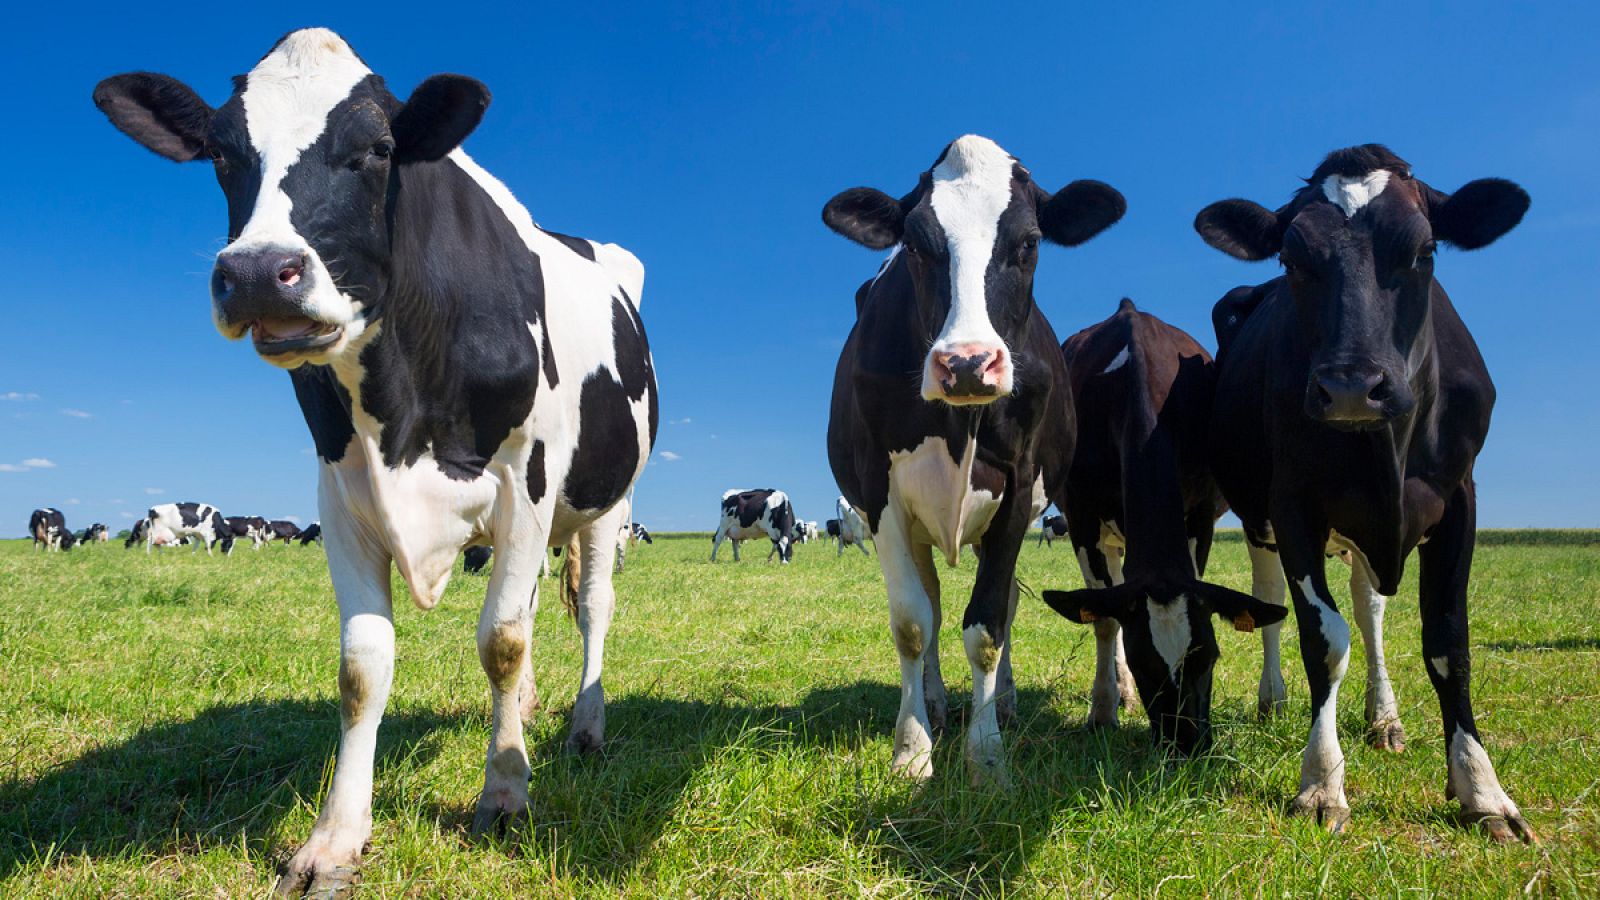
[
  {"x1": 470, "y1": 792, "x2": 530, "y2": 837},
  {"x1": 565, "y1": 728, "x2": 603, "y2": 755},
  {"x1": 1085, "y1": 707, "x2": 1119, "y2": 730},
  {"x1": 890, "y1": 746, "x2": 933, "y2": 782},
  {"x1": 926, "y1": 697, "x2": 949, "y2": 736},
  {"x1": 1289, "y1": 791, "x2": 1350, "y2": 833},
  {"x1": 1463, "y1": 809, "x2": 1539, "y2": 845},
  {"x1": 1367, "y1": 720, "x2": 1406, "y2": 753},
  {"x1": 1257, "y1": 696, "x2": 1288, "y2": 720},
  {"x1": 996, "y1": 693, "x2": 1016, "y2": 729},
  {"x1": 275, "y1": 862, "x2": 360, "y2": 899},
  {"x1": 966, "y1": 756, "x2": 1011, "y2": 790}
]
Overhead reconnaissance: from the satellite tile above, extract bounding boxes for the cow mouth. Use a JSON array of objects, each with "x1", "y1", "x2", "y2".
[{"x1": 250, "y1": 317, "x2": 343, "y2": 356}]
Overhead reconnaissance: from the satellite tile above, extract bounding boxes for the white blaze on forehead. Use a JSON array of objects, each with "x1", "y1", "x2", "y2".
[
  {"x1": 1321, "y1": 170, "x2": 1391, "y2": 218},
  {"x1": 928, "y1": 135, "x2": 1017, "y2": 351},
  {"x1": 234, "y1": 29, "x2": 372, "y2": 250},
  {"x1": 1147, "y1": 597, "x2": 1192, "y2": 677}
]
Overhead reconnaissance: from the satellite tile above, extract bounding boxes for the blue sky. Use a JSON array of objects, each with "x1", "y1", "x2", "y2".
[{"x1": 2, "y1": 2, "x2": 1597, "y2": 534}]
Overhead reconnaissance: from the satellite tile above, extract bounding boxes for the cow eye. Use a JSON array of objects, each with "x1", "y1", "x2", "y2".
[{"x1": 370, "y1": 139, "x2": 394, "y2": 160}]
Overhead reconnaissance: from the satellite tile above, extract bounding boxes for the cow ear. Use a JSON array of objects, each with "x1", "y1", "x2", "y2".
[
  {"x1": 1424, "y1": 178, "x2": 1529, "y2": 250},
  {"x1": 392, "y1": 74, "x2": 491, "y2": 163},
  {"x1": 1040, "y1": 180, "x2": 1126, "y2": 247},
  {"x1": 93, "y1": 73, "x2": 214, "y2": 163},
  {"x1": 823, "y1": 188, "x2": 906, "y2": 250},
  {"x1": 1194, "y1": 199, "x2": 1283, "y2": 261},
  {"x1": 1041, "y1": 582, "x2": 1141, "y2": 625},
  {"x1": 1198, "y1": 583, "x2": 1287, "y2": 633}
]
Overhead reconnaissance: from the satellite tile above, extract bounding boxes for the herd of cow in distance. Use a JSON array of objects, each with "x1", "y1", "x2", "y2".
[{"x1": 50, "y1": 25, "x2": 1537, "y2": 895}]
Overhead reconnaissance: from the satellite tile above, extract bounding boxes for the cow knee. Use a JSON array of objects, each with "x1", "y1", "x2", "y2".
[{"x1": 479, "y1": 622, "x2": 527, "y2": 690}]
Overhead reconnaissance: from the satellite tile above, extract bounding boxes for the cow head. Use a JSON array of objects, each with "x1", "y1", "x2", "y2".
[
  {"x1": 1043, "y1": 579, "x2": 1286, "y2": 755},
  {"x1": 1194, "y1": 145, "x2": 1527, "y2": 429},
  {"x1": 94, "y1": 28, "x2": 490, "y2": 368},
  {"x1": 824, "y1": 136, "x2": 1125, "y2": 405}
]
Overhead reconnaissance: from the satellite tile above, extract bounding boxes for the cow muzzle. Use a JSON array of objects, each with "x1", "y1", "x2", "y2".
[
  {"x1": 925, "y1": 343, "x2": 1009, "y2": 405},
  {"x1": 1305, "y1": 363, "x2": 1410, "y2": 428},
  {"x1": 211, "y1": 245, "x2": 344, "y2": 360}
]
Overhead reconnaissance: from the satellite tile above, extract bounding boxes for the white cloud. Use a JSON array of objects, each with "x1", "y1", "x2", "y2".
[
  {"x1": 144, "y1": 487, "x2": 164, "y2": 495},
  {"x1": 0, "y1": 464, "x2": 24, "y2": 473},
  {"x1": 2, "y1": 392, "x2": 39, "y2": 401},
  {"x1": 280, "y1": 516, "x2": 301, "y2": 524},
  {"x1": 61, "y1": 408, "x2": 92, "y2": 419},
  {"x1": 669, "y1": 417, "x2": 693, "y2": 426},
  {"x1": 21, "y1": 458, "x2": 55, "y2": 469},
  {"x1": 66, "y1": 498, "x2": 80, "y2": 505},
  {"x1": 658, "y1": 450, "x2": 682, "y2": 461}
]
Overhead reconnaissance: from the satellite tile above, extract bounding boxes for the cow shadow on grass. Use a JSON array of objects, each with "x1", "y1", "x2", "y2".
[
  {"x1": 0, "y1": 684, "x2": 1229, "y2": 895},
  {"x1": 0, "y1": 698, "x2": 461, "y2": 878}
]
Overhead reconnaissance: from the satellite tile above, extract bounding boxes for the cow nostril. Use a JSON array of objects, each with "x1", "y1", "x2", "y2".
[
  {"x1": 1316, "y1": 383, "x2": 1334, "y2": 407},
  {"x1": 278, "y1": 262, "x2": 303, "y2": 286}
]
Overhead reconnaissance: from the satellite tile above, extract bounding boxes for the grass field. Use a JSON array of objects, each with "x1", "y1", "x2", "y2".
[{"x1": 0, "y1": 533, "x2": 1596, "y2": 897}]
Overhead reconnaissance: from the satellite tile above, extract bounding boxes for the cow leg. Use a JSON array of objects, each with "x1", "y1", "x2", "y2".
[
  {"x1": 877, "y1": 505, "x2": 938, "y2": 780},
  {"x1": 567, "y1": 504, "x2": 626, "y2": 755},
  {"x1": 857, "y1": 536, "x2": 871, "y2": 558},
  {"x1": 962, "y1": 496, "x2": 1028, "y2": 787},
  {"x1": 471, "y1": 534, "x2": 542, "y2": 834},
  {"x1": 908, "y1": 540, "x2": 947, "y2": 734},
  {"x1": 732, "y1": 539, "x2": 741, "y2": 562},
  {"x1": 995, "y1": 578, "x2": 1019, "y2": 726},
  {"x1": 1275, "y1": 511, "x2": 1352, "y2": 832},
  {"x1": 275, "y1": 509, "x2": 394, "y2": 898},
  {"x1": 1076, "y1": 541, "x2": 1136, "y2": 727},
  {"x1": 1419, "y1": 484, "x2": 1535, "y2": 843},
  {"x1": 709, "y1": 527, "x2": 725, "y2": 561},
  {"x1": 1248, "y1": 540, "x2": 1290, "y2": 718},
  {"x1": 1349, "y1": 554, "x2": 1404, "y2": 751}
]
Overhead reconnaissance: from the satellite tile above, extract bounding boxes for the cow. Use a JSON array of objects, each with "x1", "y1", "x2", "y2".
[
  {"x1": 1192, "y1": 144, "x2": 1533, "y2": 841},
  {"x1": 833, "y1": 496, "x2": 871, "y2": 558},
  {"x1": 28, "y1": 509, "x2": 74, "y2": 551},
  {"x1": 223, "y1": 516, "x2": 271, "y2": 552},
  {"x1": 464, "y1": 544, "x2": 493, "y2": 574},
  {"x1": 794, "y1": 520, "x2": 820, "y2": 543},
  {"x1": 1036, "y1": 513, "x2": 1068, "y2": 547},
  {"x1": 267, "y1": 520, "x2": 303, "y2": 544},
  {"x1": 822, "y1": 135, "x2": 1123, "y2": 783},
  {"x1": 94, "y1": 28, "x2": 658, "y2": 893},
  {"x1": 126, "y1": 519, "x2": 183, "y2": 549},
  {"x1": 298, "y1": 522, "x2": 323, "y2": 545},
  {"x1": 1038, "y1": 299, "x2": 1284, "y2": 752},
  {"x1": 143, "y1": 502, "x2": 232, "y2": 554},
  {"x1": 629, "y1": 523, "x2": 653, "y2": 544},
  {"x1": 710, "y1": 489, "x2": 796, "y2": 563}
]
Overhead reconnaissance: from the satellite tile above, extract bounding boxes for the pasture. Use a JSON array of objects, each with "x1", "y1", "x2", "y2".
[{"x1": 0, "y1": 534, "x2": 1596, "y2": 897}]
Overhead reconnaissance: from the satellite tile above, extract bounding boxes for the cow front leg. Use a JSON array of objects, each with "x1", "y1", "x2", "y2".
[
  {"x1": 566, "y1": 504, "x2": 626, "y2": 755},
  {"x1": 1349, "y1": 555, "x2": 1404, "y2": 751},
  {"x1": 1276, "y1": 513, "x2": 1352, "y2": 832},
  {"x1": 876, "y1": 507, "x2": 938, "y2": 780},
  {"x1": 1419, "y1": 485, "x2": 1535, "y2": 843},
  {"x1": 274, "y1": 510, "x2": 394, "y2": 898},
  {"x1": 1247, "y1": 539, "x2": 1290, "y2": 717},
  {"x1": 709, "y1": 529, "x2": 725, "y2": 561},
  {"x1": 1076, "y1": 540, "x2": 1137, "y2": 726},
  {"x1": 962, "y1": 496, "x2": 1029, "y2": 787}
]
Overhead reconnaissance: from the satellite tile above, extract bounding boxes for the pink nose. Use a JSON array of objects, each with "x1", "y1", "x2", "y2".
[{"x1": 930, "y1": 344, "x2": 1008, "y2": 397}]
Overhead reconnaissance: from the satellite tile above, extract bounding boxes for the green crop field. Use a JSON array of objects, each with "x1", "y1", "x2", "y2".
[{"x1": 0, "y1": 534, "x2": 1596, "y2": 897}]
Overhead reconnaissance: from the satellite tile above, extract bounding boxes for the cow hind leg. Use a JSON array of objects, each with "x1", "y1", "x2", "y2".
[
  {"x1": 995, "y1": 578, "x2": 1019, "y2": 726},
  {"x1": 908, "y1": 541, "x2": 947, "y2": 734},
  {"x1": 566, "y1": 504, "x2": 626, "y2": 755},
  {"x1": 274, "y1": 515, "x2": 395, "y2": 898},
  {"x1": 1349, "y1": 555, "x2": 1404, "y2": 751},
  {"x1": 1248, "y1": 540, "x2": 1290, "y2": 718}
]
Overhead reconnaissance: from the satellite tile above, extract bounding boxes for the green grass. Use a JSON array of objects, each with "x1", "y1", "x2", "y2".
[{"x1": 0, "y1": 534, "x2": 1596, "y2": 897}]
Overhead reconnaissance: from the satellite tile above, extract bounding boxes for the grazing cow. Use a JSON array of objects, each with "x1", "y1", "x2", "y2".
[
  {"x1": 29, "y1": 509, "x2": 74, "y2": 551},
  {"x1": 711, "y1": 489, "x2": 797, "y2": 563},
  {"x1": 833, "y1": 497, "x2": 871, "y2": 558},
  {"x1": 464, "y1": 545, "x2": 493, "y2": 574},
  {"x1": 1036, "y1": 514, "x2": 1068, "y2": 547},
  {"x1": 94, "y1": 28, "x2": 658, "y2": 893},
  {"x1": 1193, "y1": 145, "x2": 1532, "y2": 840},
  {"x1": 1039, "y1": 299, "x2": 1284, "y2": 752},
  {"x1": 630, "y1": 523, "x2": 653, "y2": 544},
  {"x1": 297, "y1": 522, "x2": 323, "y2": 545},
  {"x1": 126, "y1": 519, "x2": 182, "y2": 549},
  {"x1": 144, "y1": 502, "x2": 232, "y2": 554},
  {"x1": 823, "y1": 135, "x2": 1123, "y2": 782},
  {"x1": 267, "y1": 520, "x2": 303, "y2": 544},
  {"x1": 223, "y1": 516, "x2": 271, "y2": 552},
  {"x1": 794, "y1": 520, "x2": 820, "y2": 543}
]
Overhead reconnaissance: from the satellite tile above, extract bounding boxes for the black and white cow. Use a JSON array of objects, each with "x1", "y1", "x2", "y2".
[
  {"x1": 223, "y1": 515, "x2": 271, "y2": 552},
  {"x1": 1193, "y1": 145, "x2": 1533, "y2": 840},
  {"x1": 793, "y1": 520, "x2": 819, "y2": 543},
  {"x1": 710, "y1": 489, "x2": 796, "y2": 563},
  {"x1": 28, "y1": 509, "x2": 74, "y2": 551},
  {"x1": 95, "y1": 28, "x2": 658, "y2": 893},
  {"x1": 629, "y1": 523, "x2": 653, "y2": 544},
  {"x1": 833, "y1": 496, "x2": 871, "y2": 558},
  {"x1": 267, "y1": 520, "x2": 303, "y2": 544},
  {"x1": 1036, "y1": 513, "x2": 1068, "y2": 547},
  {"x1": 85, "y1": 523, "x2": 110, "y2": 544},
  {"x1": 144, "y1": 502, "x2": 232, "y2": 554},
  {"x1": 823, "y1": 135, "x2": 1123, "y2": 782},
  {"x1": 1039, "y1": 299, "x2": 1284, "y2": 752},
  {"x1": 298, "y1": 522, "x2": 323, "y2": 545}
]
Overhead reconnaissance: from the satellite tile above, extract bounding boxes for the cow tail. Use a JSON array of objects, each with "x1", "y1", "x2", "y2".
[{"x1": 559, "y1": 536, "x2": 582, "y2": 618}]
